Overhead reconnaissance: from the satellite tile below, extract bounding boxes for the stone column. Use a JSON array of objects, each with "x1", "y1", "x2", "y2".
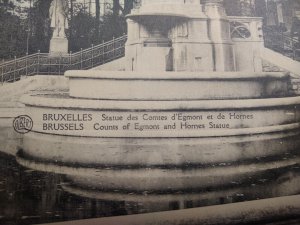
[{"x1": 204, "y1": 0, "x2": 236, "y2": 71}]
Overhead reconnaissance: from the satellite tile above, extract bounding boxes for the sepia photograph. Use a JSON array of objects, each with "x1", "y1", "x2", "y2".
[{"x1": 0, "y1": 0, "x2": 300, "y2": 224}]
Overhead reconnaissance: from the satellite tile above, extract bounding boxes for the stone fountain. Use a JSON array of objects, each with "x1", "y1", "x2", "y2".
[{"x1": 18, "y1": 0, "x2": 300, "y2": 193}]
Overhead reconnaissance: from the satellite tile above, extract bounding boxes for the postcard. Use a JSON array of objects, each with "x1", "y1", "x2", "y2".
[{"x1": 0, "y1": 0, "x2": 300, "y2": 225}]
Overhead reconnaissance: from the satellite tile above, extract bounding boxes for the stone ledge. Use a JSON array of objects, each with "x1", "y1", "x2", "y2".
[
  {"x1": 21, "y1": 94, "x2": 300, "y2": 110},
  {"x1": 65, "y1": 70, "x2": 289, "y2": 80}
]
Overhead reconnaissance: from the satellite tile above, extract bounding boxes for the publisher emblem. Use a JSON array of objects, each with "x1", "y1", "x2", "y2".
[{"x1": 13, "y1": 115, "x2": 33, "y2": 134}]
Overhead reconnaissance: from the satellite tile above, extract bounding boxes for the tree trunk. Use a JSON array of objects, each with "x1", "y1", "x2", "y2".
[
  {"x1": 113, "y1": 0, "x2": 120, "y2": 17},
  {"x1": 70, "y1": 0, "x2": 74, "y2": 49},
  {"x1": 95, "y1": 0, "x2": 100, "y2": 39}
]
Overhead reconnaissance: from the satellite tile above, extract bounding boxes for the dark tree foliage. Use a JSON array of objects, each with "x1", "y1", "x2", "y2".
[
  {"x1": 101, "y1": 13, "x2": 126, "y2": 41},
  {"x1": 69, "y1": 0, "x2": 131, "y2": 53},
  {"x1": 223, "y1": 0, "x2": 256, "y2": 17},
  {"x1": 123, "y1": 0, "x2": 133, "y2": 15},
  {"x1": 123, "y1": 0, "x2": 137, "y2": 15},
  {"x1": 69, "y1": 0, "x2": 74, "y2": 47},
  {"x1": 0, "y1": 0, "x2": 15, "y2": 9},
  {"x1": 69, "y1": 7, "x2": 97, "y2": 52},
  {"x1": 0, "y1": 0, "x2": 27, "y2": 59},
  {"x1": 113, "y1": 0, "x2": 120, "y2": 17},
  {"x1": 0, "y1": 0, "x2": 52, "y2": 58},
  {"x1": 29, "y1": 0, "x2": 52, "y2": 54}
]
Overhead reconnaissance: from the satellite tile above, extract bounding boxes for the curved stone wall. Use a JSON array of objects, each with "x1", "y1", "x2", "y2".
[
  {"x1": 19, "y1": 71, "x2": 300, "y2": 191},
  {"x1": 65, "y1": 71, "x2": 291, "y2": 100},
  {"x1": 20, "y1": 93, "x2": 300, "y2": 173}
]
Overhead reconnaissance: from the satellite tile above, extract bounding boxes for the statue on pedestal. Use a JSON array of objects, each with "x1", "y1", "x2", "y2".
[
  {"x1": 49, "y1": 0, "x2": 69, "y2": 38},
  {"x1": 49, "y1": 0, "x2": 69, "y2": 54}
]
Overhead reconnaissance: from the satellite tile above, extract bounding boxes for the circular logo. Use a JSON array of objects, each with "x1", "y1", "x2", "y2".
[{"x1": 13, "y1": 115, "x2": 33, "y2": 134}]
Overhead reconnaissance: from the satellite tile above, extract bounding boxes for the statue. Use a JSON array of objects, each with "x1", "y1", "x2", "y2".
[{"x1": 49, "y1": 0, "x2": 69, "y2": 38}]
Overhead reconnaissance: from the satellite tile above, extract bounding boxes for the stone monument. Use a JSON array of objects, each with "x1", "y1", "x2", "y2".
[
  {"x1": 49, "y1": 0, "x2": 69, "y2": 55},
  {"x1": 125, "y1": 0, "x2": 236, "y2": 72},
  {"x1": 19, "y1": 0, "x2": 300, "y2": 193}
]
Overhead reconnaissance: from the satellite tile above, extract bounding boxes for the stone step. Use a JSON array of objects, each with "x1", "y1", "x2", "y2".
[{"x1": 0, "y1": 107, "x2": 24, "y2": 118}]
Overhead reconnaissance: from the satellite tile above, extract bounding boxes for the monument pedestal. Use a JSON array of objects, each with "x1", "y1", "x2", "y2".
[{"x1": 49, "y1": 37, "x2": 68, "y2": 55}]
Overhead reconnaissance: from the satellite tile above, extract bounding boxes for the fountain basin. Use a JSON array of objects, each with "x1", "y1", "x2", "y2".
[
  {"x1": 20, "y1": 93, "x2": 300, "y2": 168},
  {"x1": 19, "y1": 70, "x2": 300, "y2": 191},
  {"x1": 16, "y1": 151, "x2": 300, "y2": 191},
  {"x1": 65, "y1": 71, "x2": 291, "y2": 100}
]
